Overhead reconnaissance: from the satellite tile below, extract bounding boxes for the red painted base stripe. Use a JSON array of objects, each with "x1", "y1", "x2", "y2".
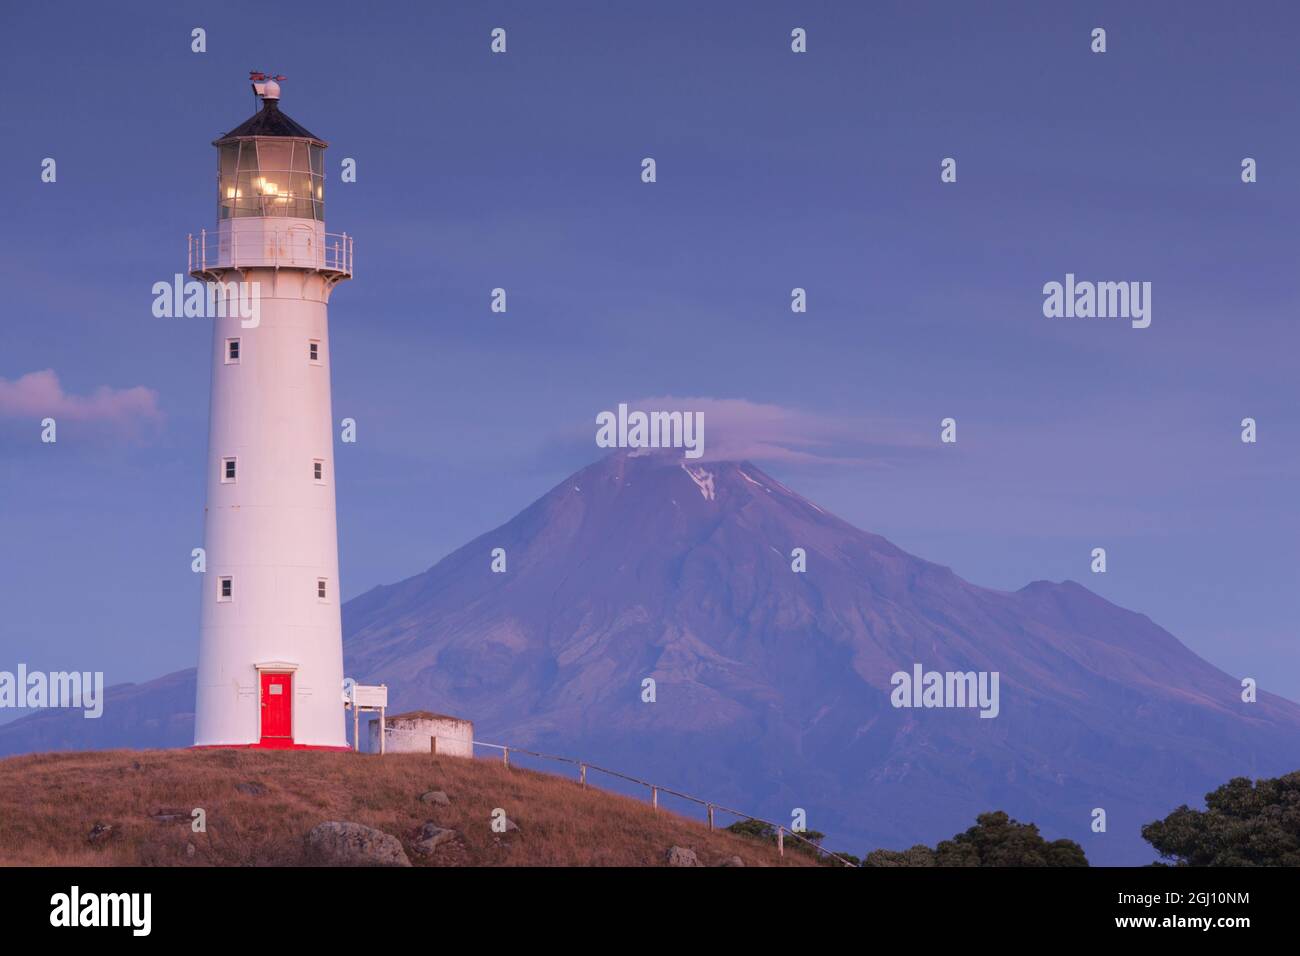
[{"x1": 191, "y1": 743, "x2": 353, "y2": 752}]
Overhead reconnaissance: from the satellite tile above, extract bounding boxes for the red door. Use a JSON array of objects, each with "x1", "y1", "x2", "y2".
[{"x1": 260, "y1": 672, "x2": 292, "y2": 742}]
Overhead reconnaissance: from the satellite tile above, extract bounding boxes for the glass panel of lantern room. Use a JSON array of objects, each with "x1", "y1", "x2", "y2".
[
  {"x1": 235, "y1": 172, "x2": 258, "y2": 216},
  {"x1": 257, "y1": 139, "x2": 293, "y2": 175},
  {"x1": 218, "y1": 144, "x2": 239, "y2": 220},
  {"x1": 256, "y1": 140, "x2": 293, "y2": 217},
  {"x1": 237, "y1": 141, "x2": 258, "y2": 175},
  {"x1": 310, "y1": 145, "x2": 325, "y2": 220},
  {"x1": 290, "y1": 143, "x2": 313, "y2": 218},
  {"x1": 229, "y1": 142, "x2": 258, "y2": 218}
]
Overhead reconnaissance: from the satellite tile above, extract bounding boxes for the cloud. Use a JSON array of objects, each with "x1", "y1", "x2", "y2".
[
  {"x1": 0, "y1": 369, "x2": 163, "y2": 436},
  {"x1": 622, "y1": 396, "x2": 929, "y2": 466}
]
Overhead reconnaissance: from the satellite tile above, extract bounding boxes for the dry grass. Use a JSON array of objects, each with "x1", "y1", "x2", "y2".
[{"x1": 0, "y1": 749, "x2": 820, "y2": 867}]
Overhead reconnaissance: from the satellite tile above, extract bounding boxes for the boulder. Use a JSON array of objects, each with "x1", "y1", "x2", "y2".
[
  {"x1": 412, "y1": 822, "x2": 459, "y2": 856},
  {"x1": 419, "y1": 790, "x2": 450, "y2": 806},
  {"x1": 665, "y1": 845, "x2": 700, "y2": 867},
  {"x1": 304, "y1": 822, "x2": 411, "y2": 867}
]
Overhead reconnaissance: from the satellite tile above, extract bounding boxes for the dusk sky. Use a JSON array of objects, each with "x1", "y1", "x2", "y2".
[{"x1": 1, "y1": 0, "x2": 1297, "y2": 709}]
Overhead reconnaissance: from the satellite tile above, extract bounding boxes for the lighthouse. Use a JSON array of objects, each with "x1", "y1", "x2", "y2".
[{"x1": 190, "y1": 75, "x2": 352, "y2": 749}]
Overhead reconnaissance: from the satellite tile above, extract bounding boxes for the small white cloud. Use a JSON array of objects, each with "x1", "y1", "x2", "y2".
[{"x1": 0, "y1": 369, "x2": 163, "y2": 434}]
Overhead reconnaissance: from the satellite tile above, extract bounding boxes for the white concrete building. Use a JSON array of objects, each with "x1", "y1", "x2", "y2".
[
  {"x1": 192, "y1": 75, "x2": 353, "y2": 750},
  {"x1": 370, "y1": 712, "x2": 475, "y2": 757}
]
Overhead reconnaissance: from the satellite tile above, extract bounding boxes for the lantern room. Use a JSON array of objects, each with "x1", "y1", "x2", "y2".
[
  {"x1": 214, "y1": 76, "x2": 326, "y2": 221},
  {"x1": 217, "y1": 136, "x2": 324, "y2": 221}
]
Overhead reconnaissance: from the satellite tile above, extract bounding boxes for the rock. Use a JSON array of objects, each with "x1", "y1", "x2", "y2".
[
  {"x1": 414, "y1": 821, "x2": 456, "y2": 842},
  {"x1": 502, "y1": 817, "x2": 520, "y2": 833},
  {"x1": 185, "y1": 843, "x2": 196, "y2": 858},
  {"x1": 147, "y1": 807, "x2": 190, "y2": 824},
  {"x1": 665, "y1": 845, "x2": 700, "y2": 867},
  {"x1": 411, "y1": 822, "x2": 459, "y2": 856},
  {"x1": 419, "y1": 790, "x2": 450, "y2": 806},
  {"x1": 303, "y1": 822, "x2": 411, "y2": 867},
  {"x1": 235, "y1": 782, "x2": 268, "y2": 797},
  {"x1": 719, "y1": 855, "x2": 745, "y2": 867},
  {"x1": 87, "y1": 823, "x2": 116, "y2": 846}
]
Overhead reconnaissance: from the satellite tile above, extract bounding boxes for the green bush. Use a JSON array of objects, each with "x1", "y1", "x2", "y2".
[
  {"x1": 863, "y1": 811, "x2": 1088, "y2": 867},
  {"x1": 1142, "y1": 770, "x2": 1300, "y2": 866}
]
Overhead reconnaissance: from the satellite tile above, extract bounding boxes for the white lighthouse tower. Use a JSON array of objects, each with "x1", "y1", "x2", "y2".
[{"x1": 190, "y1": 75, "x2": 352, "y2": 750}]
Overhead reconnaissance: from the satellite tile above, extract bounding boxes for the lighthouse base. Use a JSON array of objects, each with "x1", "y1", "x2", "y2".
[
  {"x1": 194, "y1": 666, "x2": 349, "y2": 751},
  {"x1": 191, "y1": 742, "x2": 353, "y2": 752}
]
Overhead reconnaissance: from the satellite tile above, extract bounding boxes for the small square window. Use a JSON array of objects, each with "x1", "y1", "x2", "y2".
[
  {"x1": 309, "y1": 340, "x2": 320, "y2": 363},
  {"x1": 317, "y1": 578, "x2": 328, "y2": 601},
  {"x1": 218, "y1": 577, "x2": 233, "y2": 601},
  {"x1": 226, "y1": 338, "x2": 241, "y2": 363},
  {"x1": 313, "y1": 460, "x2": 324, "y2": 482},
  {"x1": 222, "y1": 457, "x2": 237, "y2": 482}
]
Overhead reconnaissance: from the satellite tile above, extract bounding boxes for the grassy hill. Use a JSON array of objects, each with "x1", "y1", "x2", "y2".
[{"x1": 0, "y1": 749, "x2": 820, "y2": 867}]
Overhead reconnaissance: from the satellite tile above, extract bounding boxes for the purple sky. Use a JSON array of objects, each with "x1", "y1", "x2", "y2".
[{"x1": 1, "y1": 0, "x2": 1297, "y2": 711}]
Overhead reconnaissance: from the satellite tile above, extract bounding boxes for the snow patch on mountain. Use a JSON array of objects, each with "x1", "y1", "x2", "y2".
[{"x1": 681, "y1": 464, "x2": 716, "y2": 501}]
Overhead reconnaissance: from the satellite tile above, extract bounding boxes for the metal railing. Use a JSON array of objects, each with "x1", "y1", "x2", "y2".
[
  {"x1": 187, "y1": 227, "x2": 353, "y2": 276},
  {"x1": 469, "y1": 739, "x2": 858, "y2": 867}
]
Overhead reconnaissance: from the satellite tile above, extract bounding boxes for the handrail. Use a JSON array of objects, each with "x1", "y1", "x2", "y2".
[
  {"x1": 469, "y1": 739, "x2": 857, "y2": 867},
  {"x1": 187, "y1": 227, "x2": 353, "y2": 276}
]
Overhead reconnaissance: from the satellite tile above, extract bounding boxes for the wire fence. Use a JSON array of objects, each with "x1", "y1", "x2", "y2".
[{"x1": 467, "y1": 739, "x2": 858, "y2": 867}]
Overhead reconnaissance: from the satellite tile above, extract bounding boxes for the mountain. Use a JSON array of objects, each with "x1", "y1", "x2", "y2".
[
  {"x1": 0, "y1": 669, "x2": 195, "y2": 753},
  {"x1": 5, "y1": 451, "x2": 1299, "y2": 864}
]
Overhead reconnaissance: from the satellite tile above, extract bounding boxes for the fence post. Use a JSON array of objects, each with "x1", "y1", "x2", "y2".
[
  {"x1": 503, "y1": 747, "x2": 510, "y2": 769},
  {"x1": 777, "y1": 826, "x2": 784, "y2": 858},
  {"x1": 579, "y1": 764, "x2": 586, "y2": 788},
  {"x1": 707, "y1": 805, "x2": 714, "y2": 831},
  {"x1": 651, "y1": 787, "x2": 658, "y2": 812}
]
